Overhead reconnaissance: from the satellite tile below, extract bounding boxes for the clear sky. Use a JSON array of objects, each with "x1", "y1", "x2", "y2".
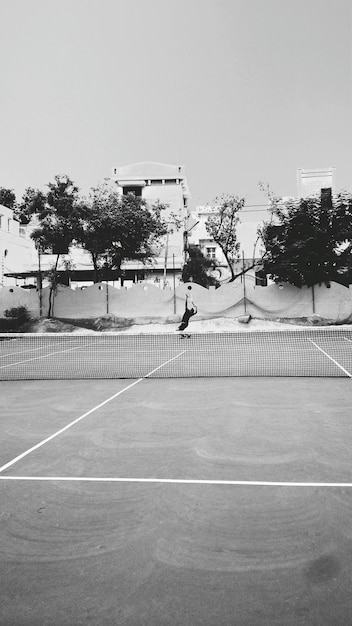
[{"x1": 0, "y1": 0, "x2": 351, "y2": 217}]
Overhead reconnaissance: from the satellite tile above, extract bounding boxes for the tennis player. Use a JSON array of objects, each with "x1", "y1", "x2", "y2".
[{"x1": 177, "y1": 285, "x2": 197, "y2": 332}]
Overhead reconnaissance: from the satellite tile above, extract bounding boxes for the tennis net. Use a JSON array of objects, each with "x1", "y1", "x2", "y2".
[{"x1": 0, "y1": 329, "x2": 352, "y2": 379}]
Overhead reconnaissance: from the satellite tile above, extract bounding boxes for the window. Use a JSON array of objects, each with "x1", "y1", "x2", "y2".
[
  {"x1": 19, "y1": 227, "x2": 26, "y2": 237},
  {"x1": 255, "y1": 269, "x2": 267, "y2": 286},
  {"x1": 206, "y1": 247, "x2": 216, "y2": 260},
  {"x1": 150, "y1": 180, "x2": 162, "y2": 185},
  {"x1": 122, "y1": 186, "x2": 142, "y2": 197},
  {"x1": 0, "y1": 215, "x2": 2, "y2": 228},
  {"x1": 7, "y1": 218, "x2": 11, "y2": 232}
]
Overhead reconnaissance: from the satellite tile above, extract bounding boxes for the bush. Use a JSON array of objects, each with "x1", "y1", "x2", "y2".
[
  {"x1": 3, "y1": 306, "x2": 31, "y2": 327},
  {"x1": 5, "y1": 306, "x2": 31, "y2": 322}
]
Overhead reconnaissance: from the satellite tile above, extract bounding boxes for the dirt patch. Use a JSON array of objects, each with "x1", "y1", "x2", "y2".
[
  {"x1": 20, "y1": 317, "x2": 95, "y2": 334},
  {"x1": 11, "y1": 315, "x2": 352, "y2": 334},
  {"x1": 276, "y1": 315, "x2": 348, "y2": 326}
]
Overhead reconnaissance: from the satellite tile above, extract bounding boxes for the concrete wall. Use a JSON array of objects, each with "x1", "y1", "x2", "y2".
[{"x1": 1, "y1": 281, "x2": 352, "y2": 322}]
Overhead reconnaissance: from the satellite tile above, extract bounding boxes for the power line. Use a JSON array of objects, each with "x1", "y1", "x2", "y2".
[
  {"x1": 238, "y1": 204, "x2": 272, "y2": 214},
  {"x1": 195, "y1": 204, "x2": 272, "y2": 214}
]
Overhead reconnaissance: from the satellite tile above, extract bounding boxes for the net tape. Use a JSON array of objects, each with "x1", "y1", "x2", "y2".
[{"x1": 1, "y1": 329, "x2": 352, "y2": 379}]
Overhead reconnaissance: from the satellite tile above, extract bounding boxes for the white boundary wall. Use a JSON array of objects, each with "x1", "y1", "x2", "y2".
[{"x1": 1, "y1": 280, "x2": 352, "y2": 322}]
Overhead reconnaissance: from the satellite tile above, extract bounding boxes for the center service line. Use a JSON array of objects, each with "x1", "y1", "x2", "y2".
[
  {"x1": 0, "y1": 350, "x2": 186, "y2": 474},
  {"x1": 308, "y1": 339, "x2": 352, "y2": 378}
]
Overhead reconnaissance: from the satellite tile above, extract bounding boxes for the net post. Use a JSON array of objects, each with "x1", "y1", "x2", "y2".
[{"x1": 312, "y1": 284, "x2": 315, "y2": 314}]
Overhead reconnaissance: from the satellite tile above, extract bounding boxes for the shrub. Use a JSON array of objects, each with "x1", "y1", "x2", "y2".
[{"x1": 4, "y1": 306, "x2": 31, "y2": 325}]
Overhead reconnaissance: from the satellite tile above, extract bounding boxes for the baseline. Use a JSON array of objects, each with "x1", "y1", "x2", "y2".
[
  {"x1": 1, "y1": 476, "x2": 352, "y2": 487},
  {"x1": 0, "y1": 350, "x2": 186, "y2": 474}
]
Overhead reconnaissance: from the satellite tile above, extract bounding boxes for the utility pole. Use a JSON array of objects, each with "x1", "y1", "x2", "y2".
[
  {"x1": 37, "y1": 244, "x2": 43, "y2": 317},
  {"x1": 163, "y1": 224, "x2": 170, "y2": 288},
  {"x1": 242, "y1": 251, "x2": 247, "y2": 314},
  {"x1": 172, "y1": 253, "x2": 176, "y2": 313},
  {"x1": 183, "y1": 217, "x2": 199, "y2": 264}
]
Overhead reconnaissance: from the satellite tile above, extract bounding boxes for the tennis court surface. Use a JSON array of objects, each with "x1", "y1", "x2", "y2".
[{"x1": 1, "y1": 329, "x2": 352, "y2": 625}]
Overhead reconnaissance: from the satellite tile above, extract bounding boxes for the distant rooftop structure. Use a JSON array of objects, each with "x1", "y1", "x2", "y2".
[
  {"x1": 111, "y1": 161, "x2": 190, "y2": 201},
  {"x1": 297, "y1": 168, "x2": 335, "y2": 198},
  {"x1": 111, "y1": 161, "x2": 191, "y2": 278}
]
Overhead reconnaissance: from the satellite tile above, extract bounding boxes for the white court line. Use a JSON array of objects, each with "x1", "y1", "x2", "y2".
[
  {"x1": 0, "y1": 347, "x2": 80, "y2": 369},
  {"x1": 308, "y1": 339, "x2": 352, "y2": 378},
  {"x1": 0, "y1": 476, "x2": 352, "y2": 487},
  {"x1": 144, "y1": 350, "x2": 186, "y2": 377},
  {"x1": 0, "y1": 350, "x2": 186, "y2": 474},
  {"x1": 0, "y1": 345, "x2": 49, "y2": 359}
]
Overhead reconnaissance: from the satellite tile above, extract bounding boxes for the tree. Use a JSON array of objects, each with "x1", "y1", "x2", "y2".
[
  {"x1": 0, "y1": 187, "x2": 16, "y2": 209},
  {"x1": 29, "y1": 175, "x2": 81, "y2": 252},
  {"x1": 182, "y1": 245, "x2": 219, "y2": 287},
  {"x1": 15, "y1": 187, "x2": 47, "y2": 224},
  {"x1": 259, "y1": 189, "x2": 352, "y2": 287},
  {"x1": 21, "y1": 175, "x2": 81, "y2": 315},
  {"x1": 205, "y1": 194, "x2": 245, "y2": 281},
  {"x1": 76, "y1": 185, "x2": 169, "y2": 283}
]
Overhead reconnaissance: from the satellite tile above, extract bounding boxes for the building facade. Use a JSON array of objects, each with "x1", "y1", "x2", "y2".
[
  {"x1": 297, "y1": 168, "x2": 335, "y2": 198},
  {"x1": 4, "y1": 162, "x2": 191, "y2": 290},
  {"x1": 111, "y1": 161, "x2": 191, "y2": 286},
  {"x1": 187, "y1": 204, "x2": 266, "y2": 284},
  {"x1": 0, "y1": 204, "x2": 37, "y2": 287}
]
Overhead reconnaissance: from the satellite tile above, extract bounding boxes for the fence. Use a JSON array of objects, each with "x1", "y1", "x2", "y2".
[{"x1": 1, "y1": 279, "x2": 352, "y2": 323}]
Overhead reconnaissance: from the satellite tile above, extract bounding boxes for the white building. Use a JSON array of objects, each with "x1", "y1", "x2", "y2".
[
  {"x1": 297, "y1": 168, "x2": 335, "y2": 198},
  {"x1": 4, "y1": 162, "x2": 191, "y2": 289},
  {"x1": 0, "y1": 204, "x2": 37, "y2": 287},
  {"x1": 111, "y1": 161, "x2": 191, "y2": 286},
  {"x1": 187, "y1": 204, "x2": 267, "y2": 283}
]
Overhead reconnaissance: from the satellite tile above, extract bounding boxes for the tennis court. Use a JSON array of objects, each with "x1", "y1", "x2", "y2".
[{"x1": 1, "y1": 330, "x2": 352, "y2": 625}]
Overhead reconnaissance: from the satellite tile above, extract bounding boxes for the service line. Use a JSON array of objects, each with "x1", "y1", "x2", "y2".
[{"x1": 0, "y1": 347, "x2": 81, "y2": 369}]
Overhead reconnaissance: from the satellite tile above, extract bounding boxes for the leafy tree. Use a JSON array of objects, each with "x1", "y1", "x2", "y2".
[
  {"x1": 76, "y1": 186, "x2": 169, "y2": 283},
  {"x1": 17, "y1": 178, "x2": 177, "y2": 311},
  {"x1": 0, "y1": 187, "x2": 16, "y2": 209},
  {"x1": 21, "y1": 175, "x2": 81, "y2": 315},
  {"x1": 182, "y1": 245, "x2": 219, "y2": 287},
  {"x1": 15, "y1": 187, "x2": 47, "y2": 224},
  {"x1": 29, "y1": 176, "x2": 81, "y2": 252},
  {"x1": 259, "y1": 189, "x2": 352, "y2": 287},
  {"x1": 18, "y1": 176, "x2": 80, "y2": 250},
  {"x1": 205, "y1": 194, "x2": 245, "y2": 281}
]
